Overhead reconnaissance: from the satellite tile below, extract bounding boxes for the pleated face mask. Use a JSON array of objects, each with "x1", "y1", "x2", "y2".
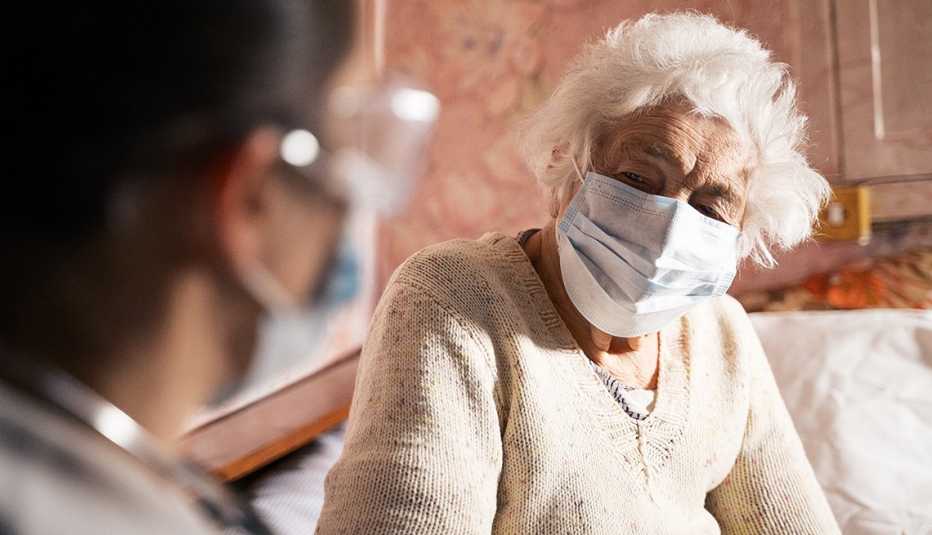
[{"x1": 556, "y1": 165, "x2": 740, "y2": 337}]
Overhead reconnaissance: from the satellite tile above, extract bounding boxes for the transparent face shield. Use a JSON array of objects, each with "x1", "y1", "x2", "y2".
[
  {"x1": 239, "y1": 76, "x2": 439, "y2": 315},
  {"x1": 201, "y1": 81, "x2": 440, "y2": 532},
  {"x1": 204, "y1": 80, "x2": 440, "y2": 530},
  {"x1": 278, "y1": 76, "x2": 440, "y2": 217},
  {"x1": 227, "y1": 77, "x2": 440, "y2": 402}
]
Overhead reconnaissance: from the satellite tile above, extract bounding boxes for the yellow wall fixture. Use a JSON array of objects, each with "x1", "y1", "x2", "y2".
[{"x1": 817, "y1": 186, "x2": 872, "y2": 244}]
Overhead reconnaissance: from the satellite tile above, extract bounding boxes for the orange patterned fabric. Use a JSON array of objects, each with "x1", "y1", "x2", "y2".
[{"x1": 736, "y1": 249, "x2": 932, "y2": 312}]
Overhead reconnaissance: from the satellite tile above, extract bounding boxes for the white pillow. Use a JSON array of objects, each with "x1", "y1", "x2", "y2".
[{"x1": 751, "y1": 309, "x2": 932, "y2": 535}]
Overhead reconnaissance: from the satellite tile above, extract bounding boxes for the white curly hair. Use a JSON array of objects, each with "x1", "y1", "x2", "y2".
[{"x1": 519, "y1": 12, "x2": 830, "y2": 267}]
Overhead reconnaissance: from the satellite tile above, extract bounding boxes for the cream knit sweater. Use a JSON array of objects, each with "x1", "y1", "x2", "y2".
[{"x1": 317, "y1": 233, "x2": 840, "y2": 535}]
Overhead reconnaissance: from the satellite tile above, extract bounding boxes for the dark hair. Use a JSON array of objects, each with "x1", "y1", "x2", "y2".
[
  {"x1": 7, "y1": 0, "x2": 354, "y2": 244},
  {"x1": 1, "y1": 1, "x2": 354, "y2": 366}
]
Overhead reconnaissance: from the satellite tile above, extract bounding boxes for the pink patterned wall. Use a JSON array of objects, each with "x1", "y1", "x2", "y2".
[{"x1": 375, "y1": 0, "x2": 905, "y2": 291}]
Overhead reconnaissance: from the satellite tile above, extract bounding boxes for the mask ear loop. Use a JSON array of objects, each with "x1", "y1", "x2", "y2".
[
  {"x1": 570, "y1": 156, "x2": 586, "y2": 184},
  {"x1": 239, "y1": 261, "x2": 298, "y2": 312}
]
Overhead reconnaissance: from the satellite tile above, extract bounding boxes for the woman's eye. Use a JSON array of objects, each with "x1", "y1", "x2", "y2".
[
  {"x1": 621, "y1": 172, "x2": 647, "y2": 184},
  {"x1": 697, "y1": 204, "x2": 723, "y2": 221}
]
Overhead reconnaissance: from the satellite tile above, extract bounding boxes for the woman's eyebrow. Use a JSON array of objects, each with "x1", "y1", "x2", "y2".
[
  {"x1": 639, "y1": 142, "x2": 689, "y2": 172},
  {"x1": 635, "y1": 142, "x2": 744, "y2": 205},
  {"x1": 700, "y1": 181, "x2": 742, "y2": 207}
]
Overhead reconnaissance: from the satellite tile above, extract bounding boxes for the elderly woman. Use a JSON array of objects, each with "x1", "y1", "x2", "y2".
[{"x1": 318, "y1": 12, "x2": 839, "y2": 535}]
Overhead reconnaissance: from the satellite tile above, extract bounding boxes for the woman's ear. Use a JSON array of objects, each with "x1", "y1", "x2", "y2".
[
  {"x1": 550, "y1": 180, "x2": 581, "y2": 220},
  {"x1": 547, "y1": 143, "x2": 572, "y2": 219},
  {"x1": 546, "y1": 142, "x2": 569, "y2": 170}
]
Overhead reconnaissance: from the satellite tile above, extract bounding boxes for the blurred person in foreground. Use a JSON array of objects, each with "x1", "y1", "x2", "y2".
[
  {"x1": 1, "y1": 2, "x2": 435, "y2": 534},
  {"x1": 318, "y1": 13, "x2": 840, "y2": 535}
]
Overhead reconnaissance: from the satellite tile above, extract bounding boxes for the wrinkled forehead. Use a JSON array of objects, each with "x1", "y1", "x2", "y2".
[{"x1": 596, "y1": 102, "x2": 755, "y2": 184}]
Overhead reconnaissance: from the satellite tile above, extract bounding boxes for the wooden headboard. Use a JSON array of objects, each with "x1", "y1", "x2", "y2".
[{"x1": 181, "y1": 350, "x2": 360, "y2": 481}]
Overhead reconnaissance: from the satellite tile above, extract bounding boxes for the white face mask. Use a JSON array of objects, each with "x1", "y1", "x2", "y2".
[{"x1": 556, "y1": 166, "x2": 739, "y2": 337}]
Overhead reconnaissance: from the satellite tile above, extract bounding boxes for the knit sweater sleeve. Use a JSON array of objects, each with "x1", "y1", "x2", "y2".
[
  {"x1": 316, "y1": 277, "x2": 502, "y2": 535},
  {"x1": 705, "y1": 298, "x2": 840, "y2": 534}
]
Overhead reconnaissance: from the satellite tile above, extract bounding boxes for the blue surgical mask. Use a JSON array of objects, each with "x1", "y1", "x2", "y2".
[
  {"x1": 557, "y1": 167, "x2": 739, "y2": 337},
  {"x1": 215, "y1": 79, "x2": 439, "y2": 404},
  {"x1": 217, "y1": 225, "x2": 361, "y2": 404}
]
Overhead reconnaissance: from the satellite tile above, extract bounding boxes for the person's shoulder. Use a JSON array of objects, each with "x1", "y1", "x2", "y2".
[
  {"x1": 0, "y1": 383, "x2": 218, "y2": 535},
  {"x1": 683, "y1": 294, "x2": 763, "y2": 373},
  {"x1": 689, "y1": 294, "x2": 754, "y2": 334},
  {"x1": 389, "y1": 232, "x2": 521, "y2": 298},
  {"x1": 364, "y1": 237, "x2": 513, "y2": 375},
  {"x1": 711, "y1": 294, "x2": 753, "y2": 325}
]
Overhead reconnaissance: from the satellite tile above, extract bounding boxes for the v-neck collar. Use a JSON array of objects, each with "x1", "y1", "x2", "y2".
[{"x1": 489, "y1": 231, "x2": 692, "y2": 487}]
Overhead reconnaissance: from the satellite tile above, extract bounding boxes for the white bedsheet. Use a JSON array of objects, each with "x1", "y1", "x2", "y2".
[
  {"x1": 751, "y1": 309, "x2": 932, "y2": 535},
  {"x1": 239, "y1": 309, "x2": 932, "y2": 534},
  {"x1": 232, "y1": 425, "x2": 345, "y2": 535}
]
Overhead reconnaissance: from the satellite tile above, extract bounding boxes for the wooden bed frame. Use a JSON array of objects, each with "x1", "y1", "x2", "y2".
[{"x1": 181, "y1": 350, "x2": 360, "y2": 481}]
